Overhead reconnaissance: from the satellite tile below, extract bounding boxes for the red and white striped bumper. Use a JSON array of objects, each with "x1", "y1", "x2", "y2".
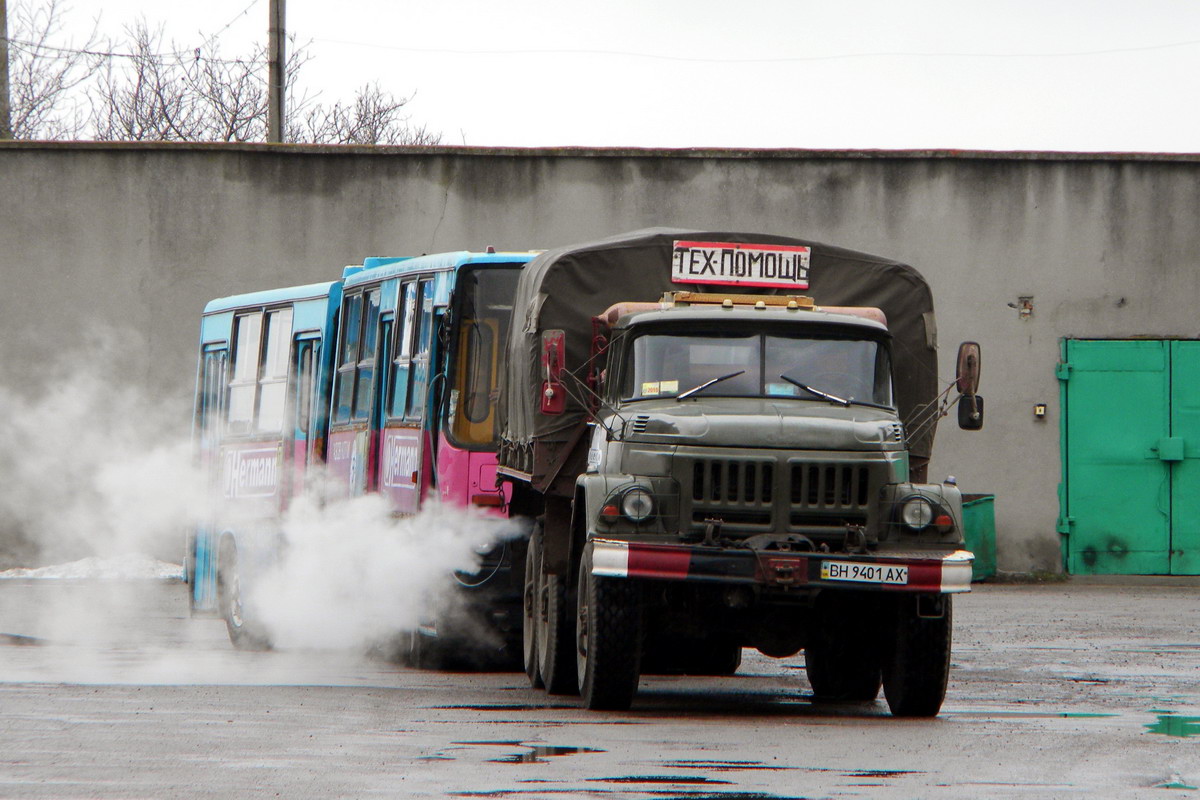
[{"x1": 589, "y1": 538, "x2": 974, "y2": 594}]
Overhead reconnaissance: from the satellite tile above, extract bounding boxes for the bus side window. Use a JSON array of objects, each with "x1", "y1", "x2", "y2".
[
  {"x1": 228, "y1": 312, "x2": 263, "y2": 433},
  {"x1": 334, "y1": 293, "x2": 363, "y2": 424},
  {"x1": 293, "y1": 338, "x2": 317, "y2": 454},
  {"x1": 390, "y1": 281, "x2": 417, "y2": 418},
  {"x1": 198, "y1": 346, "x2": 228, "y2": 445},
  {"x1": 407, "y1": 279, "x2": 436, "y2": 419},
  {"x1": 353, "y1": 289, "x2": 381, "y2": 421},
  {"x1": 256, "y1": 308, "x2": 293, "y2": 432},
  {"x1": 451, "y1": 319, "x2": 497, "y2": 444}
]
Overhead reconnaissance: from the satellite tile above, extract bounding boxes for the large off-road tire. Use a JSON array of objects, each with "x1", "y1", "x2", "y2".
[
  {"x1": 882, "y1": 594, "x2": 953, "y2": 718},
  {"x1": 522, "y1": 534, "x2": 543, "y2": 688},
  {"x1": 805, "y1": 592, "x2": 882, "y2": 702},
  {"x1": 576, "y1": 545, "x2": 643, "y2": 710},
  {"x1": 217, "y1": 539, "x2": 271, "y2": 651},
  {"x1": 537, "y1": 532, "x2": 577, "y2": 695}
]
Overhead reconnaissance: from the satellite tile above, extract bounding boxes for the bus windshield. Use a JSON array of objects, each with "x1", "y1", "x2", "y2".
[
  {"x1": 449, "y1": 265, "x2": 522, "y2": 446},
  {"x1": 621, "y1": 329, "x2": 894, "y2": 408}
]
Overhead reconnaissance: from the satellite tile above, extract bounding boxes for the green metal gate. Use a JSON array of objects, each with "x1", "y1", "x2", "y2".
[{"x1": 1059, "y1": 339, "x2": 1200, "y2": 574}]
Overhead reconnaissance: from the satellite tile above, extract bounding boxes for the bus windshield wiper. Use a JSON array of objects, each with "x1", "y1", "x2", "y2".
[
  {"x1": 677, "y1": 370, "x2": 746, "y2": 401},
  {"x1": 780, "y1": 374, "x2": 851, "y2": 406}
]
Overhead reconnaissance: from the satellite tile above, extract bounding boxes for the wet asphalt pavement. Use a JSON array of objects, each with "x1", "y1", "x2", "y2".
[{"x1": 0, "y1": 578, "x2": 1198, "y2": 798}]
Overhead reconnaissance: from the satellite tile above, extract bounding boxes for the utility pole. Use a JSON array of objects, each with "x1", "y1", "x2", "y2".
[
  {"x1": 1, "y1": 0, "x2": 12, "y2": 139},
  {"x1": 267, "y1": 0, "x2": 285, "y2": 143}
]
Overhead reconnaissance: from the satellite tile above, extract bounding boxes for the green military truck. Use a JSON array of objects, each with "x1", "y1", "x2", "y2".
[{"x1": 498, "y1": 229, "x2": 982, "y2": 715}]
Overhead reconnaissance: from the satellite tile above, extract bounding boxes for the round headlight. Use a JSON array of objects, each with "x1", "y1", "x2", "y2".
[
  {"x1": 621, "y1": 487, "x2": 654, "y2": 523},
  {"x1": 900, "y1": 496, "x2": 934, "y2": 530}
]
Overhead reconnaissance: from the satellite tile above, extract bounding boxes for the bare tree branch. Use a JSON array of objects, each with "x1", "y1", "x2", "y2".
[
  {"x1": 7, "y1": 0, "x2": 102, "y2": 139},
  {"x1": 6, "y1": 4, "x2": 442, "y2": 145},
  {"x1": 296, "y1": 83, "x2": 442, "y2": 145},
  {"x1": 90, "y1": 20, "x2": 203, "y2": 141}
]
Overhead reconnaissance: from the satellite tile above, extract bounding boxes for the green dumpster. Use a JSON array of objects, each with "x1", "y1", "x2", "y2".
[{"x1": 962, "y1": 494, "x2": 997, "y2": 581}]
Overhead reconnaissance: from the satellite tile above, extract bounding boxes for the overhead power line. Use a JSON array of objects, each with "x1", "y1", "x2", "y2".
[
  {"x1": 3, "y1": 36, "x2": 263, "y2": 66},
  {"x1": 1, "y1": 0, "x2": 266, "y2": 67},
  {"x1": 309, "y1": 36, "x2": 1200, "y2": 64}
]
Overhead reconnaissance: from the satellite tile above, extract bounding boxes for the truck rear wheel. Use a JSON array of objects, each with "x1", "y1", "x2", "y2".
[
  {"x1": 537, "y1": 554, "x2": 577, "y2": 695},
  {"x1": 522, "y1": 534, "x2": 543, "y2": 688},
  {"x1": 530, "y1": 525, "x2": 576, "y2": 695},
  {"x1": 882, "y1": 594, "x2": 952, "y2": 718},
  {"x1": 576, "y1": 545, "x2": 642, "y2": 710},
  {"x1": 217, "y1": 539, "x2": 270, "y2": 652}
]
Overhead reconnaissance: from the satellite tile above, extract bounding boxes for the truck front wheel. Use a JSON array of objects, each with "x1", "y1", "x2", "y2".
[
  {"x1": 575, "y1": 545, "x2": 643, "y2": 710},
  {"x1": 805, "y1": 592, "x2": 882, "y2": 702},
  {"x1": 882, "y1": 594, "x2": 952, "y2": 718}
]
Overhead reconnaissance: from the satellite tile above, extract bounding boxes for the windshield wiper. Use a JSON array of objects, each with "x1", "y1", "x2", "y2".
[
  {"x1": 780, "y1": 374, "x2": 851, "y2": 407},
  {"x1": 677, "y1": 370, "x2": 746, "y2": 401}
]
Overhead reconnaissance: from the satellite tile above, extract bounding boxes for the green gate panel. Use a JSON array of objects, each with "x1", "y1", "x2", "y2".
[
  {"x1": 1170, "y1": 341, "x2": 1200, "y2": 574},
  {"x1": 1065, "y1": 340, "x2": 1171, "y2": 574}
]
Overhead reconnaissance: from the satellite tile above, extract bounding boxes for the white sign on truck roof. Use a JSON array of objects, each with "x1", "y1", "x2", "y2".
[{"x1": 671, "y1": 240, "x2": 810, "y2": 290}]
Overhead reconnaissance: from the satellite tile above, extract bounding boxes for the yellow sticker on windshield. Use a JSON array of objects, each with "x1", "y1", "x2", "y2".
[
  {"x1": 661, "y1": 380, "x2": 679, "y2": 393},
  {"x1": 641, "y1": 382, "x2": 661, "y2": 395}
]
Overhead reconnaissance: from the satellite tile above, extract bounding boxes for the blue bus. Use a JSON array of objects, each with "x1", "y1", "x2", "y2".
[
  {"x1": 188, "y1": 279, "x2": 341, "y2": 647},
  {"x1": 188, "y1": 251, "x2": 537, "y2": 662}
]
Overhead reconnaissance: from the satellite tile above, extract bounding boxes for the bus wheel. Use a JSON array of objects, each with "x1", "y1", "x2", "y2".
[
  {"x1": 882, "y1": 594, "x2": 952, "y2": 718},
  {"x1": 575, "y1": 545, "x2": 642, "y2": 710},
  {"x1": 806, "y1": 593, "x2": 882, "y2": 702},
  {"x1": 217, "y1": 540, "x2": 270, "y2": 651},
  {"x1": 537, "y1": 530, "x2": 577, "y2": 695},
  {"x1": 522, "y1": 533, "x2": 543, "y2": 688}
]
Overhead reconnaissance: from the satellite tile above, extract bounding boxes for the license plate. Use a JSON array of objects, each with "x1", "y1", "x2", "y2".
[{"x1": 821, "y1": 560, "x2": 909, "y2": 585}]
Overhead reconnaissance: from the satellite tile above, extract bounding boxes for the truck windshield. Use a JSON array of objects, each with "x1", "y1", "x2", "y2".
[{"x1": 621, "y1": 331, "x2": 893, "y2": 407}]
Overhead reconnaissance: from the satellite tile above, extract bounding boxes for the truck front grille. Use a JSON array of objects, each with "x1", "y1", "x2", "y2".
[
  {"x1": 681, "y1": 455, "x2": 882, "y2": 539},
  {"x1": 790, "y1": 464, "x2": 870, "y2": 509},
  {"x1": 693, "y1": 460, "x2": 774, "y2": 505}
]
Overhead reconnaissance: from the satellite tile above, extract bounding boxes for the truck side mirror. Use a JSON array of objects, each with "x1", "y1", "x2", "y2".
[
  {"x1": 956, "y1": 342, "x2": 981, "y2": 396},
  {"x1": 540, "y1": 329, "x2": 566, "y2": 415},
  {"x1": 958, "y1": 395, "x2": 984, "y2": 430}
]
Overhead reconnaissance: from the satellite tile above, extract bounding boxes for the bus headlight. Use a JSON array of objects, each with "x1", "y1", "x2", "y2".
[
  {"x1": 900, "y1": 496, "x2": 934, "y2": 531},
  {"x1": 620, "y1": 487, "x2": 654, "y2": 523}
]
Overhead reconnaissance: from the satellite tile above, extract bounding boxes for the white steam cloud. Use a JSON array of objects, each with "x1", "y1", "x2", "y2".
[
  {"x1": 0, "y1": 330, "x2": 527, "y2": 658},
  {"x1": 254, "y1": 495, "x2": 528, "y2": 650},
  {"x1": 0, "y1": 333, "x2": 205, "y2": 567}
]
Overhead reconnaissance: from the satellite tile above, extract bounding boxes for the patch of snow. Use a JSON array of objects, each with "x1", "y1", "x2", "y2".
[{"x1": 0, "y1": 554, "x2": 183, "y2": 581}]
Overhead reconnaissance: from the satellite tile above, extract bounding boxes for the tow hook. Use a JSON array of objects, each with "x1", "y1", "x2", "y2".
[
  {"x1": 845, "y1": 525, "x2": 870, "y2": 553},
  {"x1": 771, "y1": 560, "x2": 799, "y2": 586},
  {"x1": 703, "y1": 518, "x2": 723, "y2": 546}
]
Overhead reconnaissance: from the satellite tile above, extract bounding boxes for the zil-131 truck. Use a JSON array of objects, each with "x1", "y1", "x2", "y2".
[{"x1": 498, "y1": 229, "x2": 983, "y2": 715}]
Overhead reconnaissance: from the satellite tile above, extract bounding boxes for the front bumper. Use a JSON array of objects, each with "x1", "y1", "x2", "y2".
[{"x1": 590, "y1": 537, "x2": 974, "y2": 594}]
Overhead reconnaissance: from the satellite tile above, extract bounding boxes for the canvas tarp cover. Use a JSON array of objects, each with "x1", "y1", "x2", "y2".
[{"x1": 499, "y1": 228, "x2": 940, "y2": 467}]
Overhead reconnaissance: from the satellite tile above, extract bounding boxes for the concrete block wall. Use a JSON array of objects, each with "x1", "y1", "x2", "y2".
[{"x1": 3, "y1": 142, "x2": 1197, "y2": 571}]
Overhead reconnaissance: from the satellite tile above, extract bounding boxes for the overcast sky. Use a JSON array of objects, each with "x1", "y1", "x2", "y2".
[{"x1": 38, "y1": 0, "x2": 1200, "y2": 151}]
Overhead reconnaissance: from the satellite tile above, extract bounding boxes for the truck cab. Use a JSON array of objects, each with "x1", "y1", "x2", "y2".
[{"x1": 583, "y1": 293, "x2": 967, "y2": 561}]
